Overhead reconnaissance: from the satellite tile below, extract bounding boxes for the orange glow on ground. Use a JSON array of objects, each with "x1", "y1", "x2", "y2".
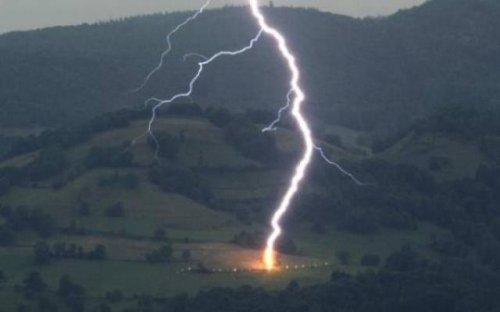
[{"x1": 263, "y1": 248, "x2": 275, "y2": 271}]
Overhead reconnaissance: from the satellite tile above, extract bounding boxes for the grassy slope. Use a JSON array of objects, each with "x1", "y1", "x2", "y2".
[
  {"x1": 382, "y1": 132, "x2": 491, "y2": 181},
  {"x1": 0, "y1": 117, "x2": 444, "y2": 299}
]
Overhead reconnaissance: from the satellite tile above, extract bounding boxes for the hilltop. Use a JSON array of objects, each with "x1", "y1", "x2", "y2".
[{"x1": 0, "y1": 0, "x2": 499, "y2": 137}]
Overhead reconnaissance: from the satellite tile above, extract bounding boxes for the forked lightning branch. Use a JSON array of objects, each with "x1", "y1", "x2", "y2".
[{"x1": 136, "y1": 0, "x2": 362, "y2": 272}]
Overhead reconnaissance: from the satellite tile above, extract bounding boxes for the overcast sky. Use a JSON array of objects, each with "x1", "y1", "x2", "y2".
[{"x1": 0, "y1": 0, "x2": 427, "y2": 34}]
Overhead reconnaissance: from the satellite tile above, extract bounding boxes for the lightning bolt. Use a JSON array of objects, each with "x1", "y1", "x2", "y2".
[
  {"x1": 138, "y1": 0, "x2": 363, "y2": 272},
  {"x1": 132, "y1": 0, "x2": 212, "y2": 93},
  {"x1": 247, "y1": 0, "x2": 315, "y2": 271},
  {"x1": 145, "y1": 30, "x2": 264, "y2": 157},
  {"x1": 263, "y1": 104, "x2": 365, "y2": 186},
  {"x1": 262, "y1": 89, "x2": 293, "y2": 132}
]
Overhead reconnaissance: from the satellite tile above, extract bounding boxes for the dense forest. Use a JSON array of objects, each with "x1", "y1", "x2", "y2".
[{"x1": 0, "y1": 0, "x2": 500, "y2": 137}]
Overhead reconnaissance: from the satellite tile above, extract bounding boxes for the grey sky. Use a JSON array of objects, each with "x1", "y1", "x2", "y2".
[{"x1": 0, "y1": 0, "x2": 427, "y2": 34}]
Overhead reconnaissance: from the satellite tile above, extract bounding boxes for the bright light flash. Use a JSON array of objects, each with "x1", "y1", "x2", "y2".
[
  {"x1": 314, "y1": 145, "x2": 365, "y2": 186},
  {"x1": 132, "y1": 0, "x2": 212, "y2": 93},
  {"x1": 137, "y1": 0, "x2": 363, "y2": 272},
  {"x1": 247, "y1": 0, "x2": 315, "y2": 271},
  {"x1": 146, "y1": 30, "x2": 264, "y2": 156},
  {"x1": 262, "y1": 89, "x2": 293, "y2": 133}
]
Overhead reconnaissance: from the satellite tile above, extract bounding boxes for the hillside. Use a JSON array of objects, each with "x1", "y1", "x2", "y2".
[
  {"x1": 0, "y1": 0, "x2": 500, "y2": 136},
  {"x1": 0, "y1": 107, "x2": 459, "y2": 307},
  {"x1": 0, "y1": 103, "x2": 498, "y2": 311}
]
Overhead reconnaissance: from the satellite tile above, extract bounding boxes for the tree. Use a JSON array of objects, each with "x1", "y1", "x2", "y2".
[
  {"x1": 106, "y1": 202, "x2": 125, "y2": 218},
  {"x1": 385, "y1": 245, "x2": 418, "y2": 271},
  {"x1": 145, "y1": 243, "x2": 173, "y2": 264},
  {"x1": 105, "y1": 289, "x2": 124, "y2": 303},
  {"x1": 38, "y1": 296, "x2": 59, "y2": 312},
  {"x1": 89, "y1": 244, "x2": 107, "y2": 260},
  {"x1": 33, "y1": 241, "x2": 52, "y2": 265},
  {"x1": 153, "y1": 228, "x2": 167, "y2": 241},
  {"x1": 149, "y1": 163, "x2": 213, "y2": 205},
  {"x1": 85, "y1": 145, "x2": 133, "y2": 169},
  {"x1": 360, "y1": 254, "x2": 381, "y2": 267},
  {"x1": 182, "y1": 250, "x2": 192, "y2": 262},
  {"x1": 25, "y1": 146, "x2": 67, "y2": 181},
  {"x1": 207, "y1": 107, "x2": 232, "y2": 128},
  {"x1": 30, "y1": 209, "x2": 56, "y2": 238},
  {"x1": 0, "y1": 270, "x2": 5, "y2": 289},
  {"x1": 57, "y1": 275, "x2": 86, "y2": 312},
  {"x1": 336, "y1": 251, "x2": 351, "y2": 266},
  {"x1": 22, "y1": 271, "x2": 47, "y2": 299},
  {"x1": 0, "y1": 225, "x2": 16, "y2": 246},
  {"x1": 148, "y1": 132, "x2": 181, "y2": 160}
]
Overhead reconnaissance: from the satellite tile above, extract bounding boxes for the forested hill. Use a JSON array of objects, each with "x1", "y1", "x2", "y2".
[{"x1": 0, "y1": 0, "x2": 499, "y2": 133}]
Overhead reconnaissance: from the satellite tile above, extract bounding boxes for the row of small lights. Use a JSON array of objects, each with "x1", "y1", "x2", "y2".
[{"x1": 176, "y1": 262, "x2": 332, "y2": 274}]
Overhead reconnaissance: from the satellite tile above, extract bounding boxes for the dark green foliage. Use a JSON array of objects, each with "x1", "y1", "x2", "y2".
[
  {"x1": 77, "y1": 202, "x2": 90, "y2": 216},
  {"x1": 385, "y1": 245, "x2": 419, "y2": 271},
  {"x1": 153, "y1": 228, "x2": 167, "y2": 241},
  {"x1": 149, "y1": 163, "x2": 213, "y2": 205},
  {"x1": 224, "y1": 118, "x2": 279, "y2": 164},
  {"x1": 105, "y1": 202, "x2": 125, "y2": 218},
  {"x1": 428, "y1": 156, "x2": 452, "y2": 171},
  {"x1": 0, "y1": 270, "x2": 5, "y2": 288},
  {"x1": 1, "y1": 1, "x2": 499, "y2": 140},
  {"x1": 99, "y1": 303, "x2": 112, "y2": 312},
  {"x1": 206, "y1": 107, "x2": 232, "y2": 128},
  {"x1": 22, "y1": 271, "x2": 47, "y2": 299},
  {"x1": 37, "y1": 296, "x2": 59, "y2": 312},
  {"x1": 277, "y1": 236, "x2": 298, "y2": 255},
  {"x1": 0, "y1": 109, "x2": 143, "y2": 163},
  {"x1": 105, "y1": 290, "x2": 124, "y2": 303},
  {"x1": 300, "y1": 159, "x2": 433, "y2": 234},
  {"x1": 145, "y1": 243, "x2": 173, "y2": 264},
  {"x1": 235, "y1": 209, "x2": 252, "y2": 226},
  {"x1": 85, "y1": 145, "x2": 134, "y2": 169},
  {"x1": 429, "y1": 233, "x2": 469, "y2": 258},
  {"x1": 335, "y1": 251, "x2": 351, "y2": 265},
  {"x1": 244, "y1": 109, "x2": 275, "y2": 125},
  {"x1": 34, "y1": 241, "x2": 107, "y2": 263},
  {"x1": 166, "y1": 102, "x2": 203, "y2": 116},
  {"x1": 480, "y1": 136, "x2": 500, "y2": 164},
  {"x1": 0, "y1": 206, "x2": 56, "y2": 238},
  {"x1": 148, "y1": 132, "x2": 181, "y2": 160},
  {"x1": 88, "y1": 244, "x2": 107, "y2": 260},
  {"x1": 57, "y1": 275, "x2": 86, "y2": 312},
  {"x1": 29, "y1": 209, "x2": 56, "y2": 238},
  {"x1": 324, "y1": 134, "x2": 344, "y2": 148},
  {"x1": 232, "y1": 231, "x2": 263, "y2": 249},
  {"x1": 24, "y1": 146, "x2": 67, "y2": 181},
  {"x1": 98, "y1": 172, "x2": 140, "y2": 190},
  {"x1": 360, "y1": 254, "x2": 381, "y2": 267},
  {"x1": 182, "y1": 249, "x2": 192, "y2": 262},
  {"x1": 33, "y1": 241, "x2": 52, "y2": 265},
  {"x1": 0, "y1": 224, "x2": 16, "y2": 246},
  {"x1": 423, "y1": 102, "x2": 500, "y2": 140}
]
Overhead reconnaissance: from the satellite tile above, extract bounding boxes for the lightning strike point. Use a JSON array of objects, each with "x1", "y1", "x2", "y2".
[{"x1": 248, "y1": 0, "x2": 314, "y2": 272}]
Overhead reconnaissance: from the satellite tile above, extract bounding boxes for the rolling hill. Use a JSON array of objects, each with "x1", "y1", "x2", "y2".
[{"x1": 0, "y1": 111, "x2": 450, "y2": 309}]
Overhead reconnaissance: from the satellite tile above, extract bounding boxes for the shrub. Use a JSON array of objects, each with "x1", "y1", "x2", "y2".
[
  {"x1": 106, "y1": 202, "x2": 125, "y2": 218},
  {"x1": 207, "y1": 107, "x2": 232, "y2": 128},
  {"x1": 360, "y1": 254, "x2": 381, "y2": 267},
  {"x1": 336, "y1": 250, "x2": 351, "y2": 265},
  {"x1": 145, "y1": 243, "x2": 173, "y2": 264}
]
